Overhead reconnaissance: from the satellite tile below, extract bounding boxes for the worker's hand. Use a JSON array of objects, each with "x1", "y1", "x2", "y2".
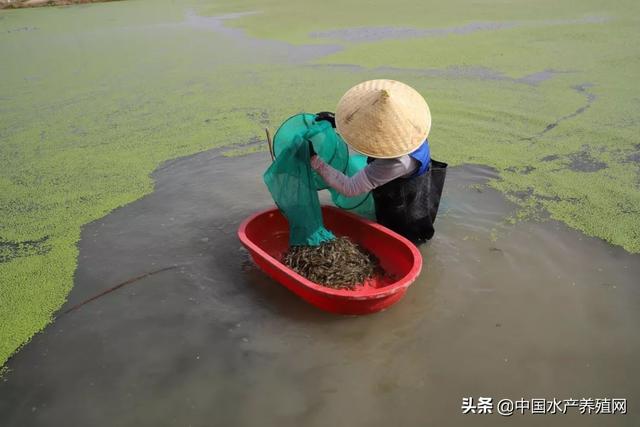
[
  {"x1": 315, "y1": 111, "x2": 336, "y2": 128},
  {"x1": 308, "y1": 140, "x2": 317, "y2": 158}
]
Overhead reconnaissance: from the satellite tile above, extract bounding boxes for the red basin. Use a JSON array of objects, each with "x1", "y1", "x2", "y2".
[{"x1": 238, "y1": 206, "x2": 423, "y2": 315}]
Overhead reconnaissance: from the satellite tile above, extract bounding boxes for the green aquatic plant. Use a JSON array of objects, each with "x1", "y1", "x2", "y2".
[{"x1": 221, "y1": 143, "x2": 268, "y2": 158}]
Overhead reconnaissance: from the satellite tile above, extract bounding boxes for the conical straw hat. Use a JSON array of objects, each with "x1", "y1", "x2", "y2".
[{"x1": 335, "y1": 79, "x2": 431, "y2": 159}]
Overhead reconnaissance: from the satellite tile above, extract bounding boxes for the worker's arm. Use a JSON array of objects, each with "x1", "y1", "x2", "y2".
[{"x1": 310, "y1": 155, "x2": 419, "y2": 197}]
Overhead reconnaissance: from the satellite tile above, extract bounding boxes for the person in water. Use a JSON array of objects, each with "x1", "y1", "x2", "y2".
[{"x1": 310, "y1": 79, "x2": 447, "y2": 244}]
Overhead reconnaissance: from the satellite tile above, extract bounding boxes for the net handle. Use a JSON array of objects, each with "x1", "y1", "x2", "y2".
[{"x1": 265, "y1": 128, "x2": 275, "y2": 161}]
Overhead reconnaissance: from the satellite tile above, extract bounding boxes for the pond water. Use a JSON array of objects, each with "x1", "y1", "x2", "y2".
[
  {"x1": 1, "y1": 0, "x2": 639, "y2": 425},
  {"x1": 0, "y1": 150, "x2": 638, "y2": 427}
]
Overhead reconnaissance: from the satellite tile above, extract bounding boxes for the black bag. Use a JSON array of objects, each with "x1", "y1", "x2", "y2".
[{"x1": 370, "y1": 159, "x2": 448, "y2": 244}]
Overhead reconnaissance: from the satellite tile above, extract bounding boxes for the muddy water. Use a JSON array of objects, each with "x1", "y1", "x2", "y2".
[
  {"x1": 309, "y1": 16, "x2": 609, "y2": 42},
  {"x1": 140, "y1": 8, "x2": 343, "y2": 64},
  {"x1": 0, "y1": 150, "x2": 638, "y2": 427}
]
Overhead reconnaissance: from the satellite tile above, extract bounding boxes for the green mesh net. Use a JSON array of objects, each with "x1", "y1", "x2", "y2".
[{"x1": 263, "y1": 113, "x2": 374, "y2": 246}]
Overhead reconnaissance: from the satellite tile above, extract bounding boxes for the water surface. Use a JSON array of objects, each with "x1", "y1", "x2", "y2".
[
  {"x1": 0, "y1": 150, "x2": 637, "y2": 426},
  {"x1": 2, "y1": 0, "x2": 639, "y2": 366}
]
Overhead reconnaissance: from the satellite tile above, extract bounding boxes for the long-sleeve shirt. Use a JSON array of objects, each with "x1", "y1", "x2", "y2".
[{"x1": 311, "y1": 154, "x2": 419, "y2": 197}]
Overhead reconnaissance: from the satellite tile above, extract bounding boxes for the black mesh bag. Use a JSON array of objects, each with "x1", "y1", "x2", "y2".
[{"x1": 369, "y1": 159, "x2": 448, "y2": 244}]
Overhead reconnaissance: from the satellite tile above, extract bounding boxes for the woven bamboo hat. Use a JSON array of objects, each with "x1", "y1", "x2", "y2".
[{"x1": 335, "y1": 79, "x2": 431, "y2": 159}]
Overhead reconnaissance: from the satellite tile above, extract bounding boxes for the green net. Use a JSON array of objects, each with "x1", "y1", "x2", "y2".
[
  {"x1": 273, "y1": 114, "x2": 349, "y2": 191},
  {"x1": 263, "y1": 133, "x2": 335, "y2": 246},
  {"x1": 264, "y1": 114, "x2": 374, "y2": 247}
]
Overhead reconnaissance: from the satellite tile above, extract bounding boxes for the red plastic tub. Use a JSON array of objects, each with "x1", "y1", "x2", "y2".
[{"x1": 238, "y1": 206, "x2": 423, "y2": 314}]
